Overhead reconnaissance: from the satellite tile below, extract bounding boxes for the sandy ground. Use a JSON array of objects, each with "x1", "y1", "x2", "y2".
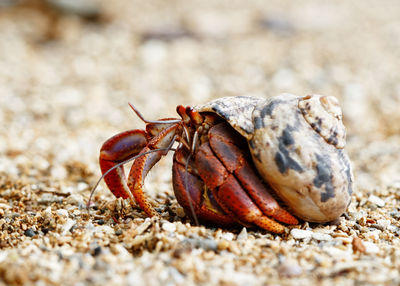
[{"x1": 1, "y1": 0, "x2": 400, "y2": 285}]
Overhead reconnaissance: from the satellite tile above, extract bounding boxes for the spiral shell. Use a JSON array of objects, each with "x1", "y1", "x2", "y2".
[
  {"x1": 196, "y1": 94, "x2": 353, "y2": 223},
  {"x1": 249, "y1": 94, "x2": 352, "y2": 222}
]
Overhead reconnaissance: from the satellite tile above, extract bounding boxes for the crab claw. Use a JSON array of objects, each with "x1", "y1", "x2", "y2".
[{"x1": 99, "y1": 130, "x2": 148, "y2": 200}]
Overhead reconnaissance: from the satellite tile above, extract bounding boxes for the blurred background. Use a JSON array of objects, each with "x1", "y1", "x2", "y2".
[{"x1": 1, "y1": 0, "x2": 400, "y2": 196}]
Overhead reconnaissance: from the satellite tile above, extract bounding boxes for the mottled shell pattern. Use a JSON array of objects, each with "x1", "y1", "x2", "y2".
[{"x1": 197, "y1": 94, "x2": 353, "y2": 223}]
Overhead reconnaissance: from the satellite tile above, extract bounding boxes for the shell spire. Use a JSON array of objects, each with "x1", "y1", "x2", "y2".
[{"x1": 298, "y1": 95, "x2": 346, "y2": 149}]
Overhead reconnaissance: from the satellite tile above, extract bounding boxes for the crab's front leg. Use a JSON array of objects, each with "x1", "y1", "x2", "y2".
[
  {"x1": 126, "y1": 123, "x2": 181, "y2": 216},
  {"x1": 99, "y1": 130, "x2": 148, "y2": 201},
  {"x1": 100, "y1": 122, "x2": 180, "y2": 216}
]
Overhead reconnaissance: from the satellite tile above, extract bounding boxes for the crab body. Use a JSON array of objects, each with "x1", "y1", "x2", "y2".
[{"x1": 98, "y1": 94, "x2": 353, "y2": 233}]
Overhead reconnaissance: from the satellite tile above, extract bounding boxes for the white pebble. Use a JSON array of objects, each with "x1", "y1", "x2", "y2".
[
  {"x1": 51, "y1": 165, "x2": 67, "y2": 180},
  {"x1": 162, "y1": 222, "x2": 176, "y2": 233},
  {"x1": 61, "y1": 219, "x2": 76, "y2": 235},
  {"x1": 0, "y1": 203, "x2": 11, "y2": 209},
  {"x1": 312, "y1": 232, "x2": 332, "y2": 241},
  {"x1": 76, "y1": 182, "x2": 88, "y2": 192},
  {"x1": 376, "y1": 219, "x2": 391, "y2": 228},
  {"x1": 363, "y1": 242, "x2": 380, "y2": 254},
  {"x1": 364, "y1": 230, "x2": 381, "y2": 242},
  {"x1": 56, "y1": 209, "x2": 69, "y2": 217},
  {"x1": 291, "y1": 229, "x2": 313, "y2": 239},
  {"x1": 278, "y1": 260, "x2": 303, "y2": 277},
  {"x1": 220, "y1": 232, "x2": 235, "y2": 241},
  {"x1": 66, "y1": 194, "x2": 84, "y2": 206},
  {"x1": 44, "y1": 206, "x2": 52, "y2": 218},
  {"x1": 368, "y1": 195, "x2": 385, "y2": 207},
  {"x1": 237, "y1": 227, "x2": 248, "y2": 240}
]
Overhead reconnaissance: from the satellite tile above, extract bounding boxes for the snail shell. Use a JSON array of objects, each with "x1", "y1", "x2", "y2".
[
  {"x1": 197, "y1": 94, "x2": 353, "y2": 223},
  {"x1": 250, "y1": 94, "x2": 352, "y2": 222}
]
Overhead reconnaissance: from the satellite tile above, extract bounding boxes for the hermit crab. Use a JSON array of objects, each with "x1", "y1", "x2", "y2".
[{"x1": 94, "y1": 94, "x2": 353, "y2": 233}]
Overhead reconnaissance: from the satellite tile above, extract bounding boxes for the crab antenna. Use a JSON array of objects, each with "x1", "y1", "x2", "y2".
[
  {"x1": 128, "y1": 102, "x2": 181, "y2": 124},
  {"x1": 191, "y1": 130, "x2": 199, "y2": 153},
  {"x1": 87, "y1": 146, "x2": 176, "y2": 212}
]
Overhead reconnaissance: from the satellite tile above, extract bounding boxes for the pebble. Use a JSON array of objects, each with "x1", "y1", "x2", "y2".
[
  {"x1": 237, "y1": 227, "x2": 248, "y2": 241},
  {"x1": 44, "y1": 206, "x2": 52, "y2": 219},
  {"x1": 66, "y1": 194, "x2": 85, "y2": 207},
  {"x1": 363, "y1": 242, "x2": 380, "y2": 254},
  {"x1": 376, "y1": 219, "x2": 391, "y2": 228},
  {"x1": 352, "y1": 236, "x2": 366, "y2": 253},
  {"x1": 182, "y1": 238, "x2": 218, "y2": 251},
  {"x1": 220, "y1": 232, "x2": 235, "y2": 241},
  {"x1": 47, "y1": 0, "x2": 101, "y2": 18},
  {"x1": 217, "y1": 240, "x2": 230, "y2": 251},
  {"x1": 278, "y1": 260, "x2": 303, "y2": 277},
  {"x1": 24, "y1": 228, "x2": 36, "y2": 237},
  {"x1": 56, "y1": 209, "x2": 69, "y2": 217},
  {"x1": 0, "y1": 203, "x2": 11, "y2": 209},
  {"x1": 312, "y1": 232, "x2": 332, "y2": 241},
  {"x1": 61, "y1": 219, "x2": 76, "y2": 235},
  {"x1": 162, "y1": 222, "x2": 176, "y2": 233},
  {"x1": 368, "y1": 195, "x2": 385, "y2": 207},
  {"x1": 39, "y1": 193, "x2": 63, "y2": 204},
  {"x1": 290, "y1": 229, "x2": 313, "y2": 240},
  {"x1": 92, "y1": 246, "x2": 102, "y2": 256}
]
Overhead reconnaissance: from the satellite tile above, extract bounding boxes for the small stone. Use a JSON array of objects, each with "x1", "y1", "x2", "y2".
[
  {"x1": 44, "y1": 206, "x2": 52, "y2": 217},
  {"x1": 61, "y1": 219, "x2": 76, "y2": 235},
  {"x1": 217, "y1": 240, "x2": 230, "y2": 251},
  {"x1": 39, "y1": 193, "x2": 63, "y2": 204},
  {"x1": 376, "y1": 219, "x2": 391, "y2": 228},
  {"x1": 96, "y1": 219, "x2": 105, "y2": 225},
  {"x1": 162, "y1": 222, "x2": 176, "y2": 233},
  {"x1": 368, "y1": 195, "x2": 385, "y2": 207},
  {"x1": 24, "y1": 228, "x2": 36, "y2": 237},
  {"x1": 278, "y1": 260, "x2": 303, "y2": 277},
  {"x1": 390, "y1": 211, "x2": 400, "y2": 219},
  {"x1": 237, "y1": 227, "x2": 248, "y2": 240},
  {"x1": 182, "y1": 238, "x2": 218, "y2": 251},
  {"x1": 220, "y1": 232, "x2": 235, "y2": 241},
  {"x1": 66, "y1": 194, "x2": 85, "y2": 207},
  {"x1": 174, "y1": 206, "x2": 186, "y2": 218},
  {"x1": 76, "y1": 182, "x2": 88, "y2": 192},
  {"x1": 92, "y1": 246, "x2": 102, "y2": 256},
  {"x1": 290, "y1": 229, "x2": 313, "y2": 240},
  {"x1": 363, "y1": 241, "x2": 380, "y2": 254},
  {"x1": 352, "y1": 236, "x2": 366, "y2": 253},
  {"x1": 0, "y1": 203, "x2": 11, "y2": 209},
  {"x1": 56, "y1": 209, "x2": 69, "y2": 217},
  {"x1": 47, "y1": 0, "x2": 101, "y2": 19},
  {"x1": 312, "y1": 232, "x2": 332, "y2": 241}
]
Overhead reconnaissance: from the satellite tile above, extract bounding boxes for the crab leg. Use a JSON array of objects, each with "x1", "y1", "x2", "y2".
[
  {"x1": 208, "y1": 123, "x2": 299, "y2": 225},
  {"x1": 172, "y1": 148, "x2": 237, "y2": 226},
  {"x1": 194, "y1": 123, "x2": 298, "y2": 233},
  {"x1": 127, "y1": 123, "x2": 180, "y2": 217},
  {"x1": 99, "y1": 130, "x2": 148, "y2": 201}
]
